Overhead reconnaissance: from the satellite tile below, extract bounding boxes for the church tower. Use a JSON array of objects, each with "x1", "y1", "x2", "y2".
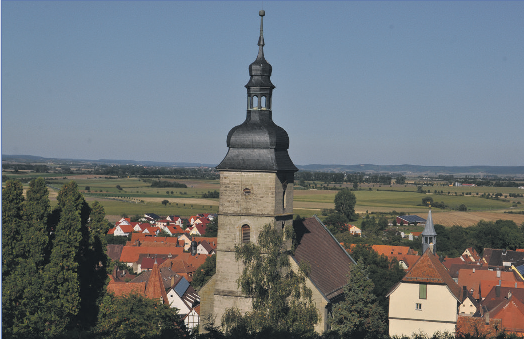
[
  {"x1": 200, "y1": 10, "x2": 298, "y2": 327},
  {"x1": 421, "y1": 208, "x2": 437, "y2": 254}
]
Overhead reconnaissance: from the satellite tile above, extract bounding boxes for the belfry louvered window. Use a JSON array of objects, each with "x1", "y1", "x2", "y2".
[{"x1": 241, "y1": 224, "x2": 250, "y2": 243}]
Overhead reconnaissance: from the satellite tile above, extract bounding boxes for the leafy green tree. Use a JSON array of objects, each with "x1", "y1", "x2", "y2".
[
  {"x1": 222, "y1": 225, "x2": 318, "y2": 336},
  {"x1": 323, "y1": 211, "x2": 349, "y2": 235},
  {"x1": 192, "y1": 254, "x2": 216, "y2": 289},
  {"x1": 422, "y1": 197, "x2": 434, "y2": 206},
  {"x1": 162, "y1": 199, "x2": 169, "y2": 206},
  {"x1": 330, "y1": 258, "x2": 387, "y2": 339},
  {"x1": 348, "y1": 244, "x2": 405, "y2": 313},
  {"x1": 334, "y1": 188, "x2": 357, "y2": 221},
  {"x1": 205, "y1": 216, "x2": 218, "y2": 237},
  {"x1": 96, "y1": 292, "x2": 187, "y2": 339}
]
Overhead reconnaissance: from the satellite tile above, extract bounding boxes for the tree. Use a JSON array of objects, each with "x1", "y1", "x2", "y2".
[
  {"x1": 222, "y1": 224, "x2": 318, "y2": 336},
  {"x1": 330, "y1": 258, "x2": 387, "y2": 339},
  {"x1": 192, "y1": 254, "x2": 216, "y2": 289},
  {"x1": 2, "y1": 180, "x2": 28, "y2": 337},
  {"x1": 323, "y1": 211, "x2": 349, "y2": 235},
  {"x1": 348, "y1": 244, "x2": 405, "y2": 313},
  {"x1": 205, "y1": 216, "x2": 218, "y2": 237},
  {"x1": 334, "y1": 188, "x2": 357, "y2": 221},
  {"x1": 422, "y1": 197, "x2": 434, "y2": 206},
  {"x1": 41, "y1": 197, "x2": 83, "y2": 336},
  {"x1": 162, "y1": 199, "x2": 169, "y2": 206},
  {"x1": 96, "y1": 292, "x2": 187, "y2": 339}
]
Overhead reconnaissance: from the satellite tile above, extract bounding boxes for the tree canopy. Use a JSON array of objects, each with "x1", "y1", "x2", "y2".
[
  {"x1": 330, "y1": 258, "x2": 387, "y2": 339},
  {"x1": 221, "y1": 224, "x2": 318, "y2": 337},
  {"x1": 334, "y1": 188, "x2": 357, "y2": 221}
]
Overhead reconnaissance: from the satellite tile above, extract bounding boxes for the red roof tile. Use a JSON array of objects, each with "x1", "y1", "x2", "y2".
[
  {"x1": 107, "y1": 281, "x2": 146, "y2": 297},
  {"x1": 145, "y1": 262, "x2": 169, "y2": 304},
  {"x1": 403, "y1": 249, "x2": 461, "y2": 300},
  {"x1": 457, "y1": 269, "x2": 518, "y2": 300}
]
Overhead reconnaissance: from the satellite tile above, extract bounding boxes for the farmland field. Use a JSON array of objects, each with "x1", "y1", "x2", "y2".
[{"x1": 4, "y1": 173, "x2": 524, "y2": 226}]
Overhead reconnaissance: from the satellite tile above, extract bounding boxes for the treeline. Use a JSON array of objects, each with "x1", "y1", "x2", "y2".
[
  {"x1": 2, "y1": 178, "x2": 186, "y2": 338},
  {"x1": 2, "y1": 163, "x2": 50, "y2": 173},
  {"x1": 295, "y1": 171, "x2": 402, "y2": 186},
  {"x1": 93, "y1": 165, "x2": 219, "y2": 179},
  {"x1": 148, "y1": 180, "x2": 188, "y2": 188},
  {"x1": 337, "y1": 215, "x2": 524, "y2": 260}
]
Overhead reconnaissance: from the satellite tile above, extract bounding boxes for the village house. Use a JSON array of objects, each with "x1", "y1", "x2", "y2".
[{"x1": 387, "y1": 246, "x2": 461, "y2": 337}]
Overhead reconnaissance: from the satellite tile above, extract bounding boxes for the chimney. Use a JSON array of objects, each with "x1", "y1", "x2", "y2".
[
  {"x1": 497, "y1": 269, "x2": 501, "y2": 278},
  {"x1": 485, "y1": 311, "x2": 490, "y2": 325},
  {"x1": 473, "y1": 268, "x2": 475, "y2": 273},
  {"x1": 508, "y1": 291, "x2": 512, "y2": 299},
  {"x1": 496, "y1": 285, "x2": 500, "y2": 297}
]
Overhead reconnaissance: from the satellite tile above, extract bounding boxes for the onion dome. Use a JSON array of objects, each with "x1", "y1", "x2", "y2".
[{"x1": 217, "y1": 10, "x2": 297, "y2": 172}]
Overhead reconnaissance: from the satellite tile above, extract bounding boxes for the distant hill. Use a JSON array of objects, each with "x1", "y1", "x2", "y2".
[
  {"x1": 1, "y1": 154, "x2": 216, "y2": 168},
  {"x1": 297, "y1": 164, "x2": 524, "y2": 176},
  {"x1": 2, "y1": 154, "x2": 523, "y2": 176}
]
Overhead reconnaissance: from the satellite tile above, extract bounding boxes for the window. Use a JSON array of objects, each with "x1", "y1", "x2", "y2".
[
  {"x1": 261, "y1": 96, "x2": 266, "y2": 109},
  {"x1": 419, "y1": 283, "x2": 427, "y2": 299},
  {"x1": 252, "y1": 96, "x2": 258, "y2": 109},
  {"x1": 416, "y1": 303, "x2": 422, "y2": 311},
  {"x1": 241, "y1": 224, "x2": 250, "y2": 243}
]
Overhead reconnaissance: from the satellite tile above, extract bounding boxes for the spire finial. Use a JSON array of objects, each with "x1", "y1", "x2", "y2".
[{"x1": 257, "y1": 10, "x2": 265, "y2": 59}]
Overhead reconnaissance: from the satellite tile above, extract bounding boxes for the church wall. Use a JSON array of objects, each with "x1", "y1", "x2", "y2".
[{"x1": 289, "y1": 256, "x2": 330, "y2": 333}]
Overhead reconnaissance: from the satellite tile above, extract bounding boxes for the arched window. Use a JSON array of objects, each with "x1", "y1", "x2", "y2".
[
  {"x1": 241, "y1": 224, "x2": 250, "y2": 243},
  {"x1": 252, "y1": 96, "x2": 258, "y2": 109},
  {"x1": 261, "y1": 96, "x2": 266, "y2": 109}
]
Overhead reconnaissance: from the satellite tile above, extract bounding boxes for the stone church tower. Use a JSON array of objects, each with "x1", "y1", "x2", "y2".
[{"x1": 199, "y1": 10, "x2": 298, "y2": 328}]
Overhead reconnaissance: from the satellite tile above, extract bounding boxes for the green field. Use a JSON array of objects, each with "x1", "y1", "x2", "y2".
[{"x1": 4, "y1": 173, "x2": 524, "y2": 223}]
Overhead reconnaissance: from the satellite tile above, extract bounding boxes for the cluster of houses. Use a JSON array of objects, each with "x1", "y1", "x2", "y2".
[
  {"x1": 105, "y1": 213, "x2": 217, "y2": 331},
  {"x1": 103, "y1": 210, "x2": 524, "y2": 336},
  {"x1": 108, "y1": 213, "x2": 214, "y2": 237},
  {"x1": 386, "y1": 245, "x2": 524, "y2": 337}
]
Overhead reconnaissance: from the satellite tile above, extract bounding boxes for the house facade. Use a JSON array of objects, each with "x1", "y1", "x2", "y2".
[{"x1": 388, "y1": 247, "x2": 461, "y2": 337}]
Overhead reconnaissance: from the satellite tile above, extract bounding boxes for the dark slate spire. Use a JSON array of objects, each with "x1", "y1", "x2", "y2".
[{"x1": 217, "y1": 11, "x2": 297, "y2": 172}]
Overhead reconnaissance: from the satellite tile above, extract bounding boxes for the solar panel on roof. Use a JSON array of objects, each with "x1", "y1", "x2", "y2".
[
  {"x1": 174, "y1": 277, "x2": 190, "y2": 297},
  {"x1": 399, "y1": 215, "x2": 426, "y2": 223},
  {"x1": 516, "y1": 265, "x2": 524, "y2": 276}
]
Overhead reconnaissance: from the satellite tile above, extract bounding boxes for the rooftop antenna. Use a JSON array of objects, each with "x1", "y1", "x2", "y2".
[{"x1": 257, "y1": 9, "x2": 265, "y2": 59}]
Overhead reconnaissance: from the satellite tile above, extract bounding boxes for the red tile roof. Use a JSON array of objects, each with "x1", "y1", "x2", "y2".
[
  {"x1": 107, "y1": 281, "x2": 146, "y2": 297},
  {"x1": 120, "y1": 246, "x2": 184, "y2": 263},
  {"x1": 480, "y1": 280, "x2": 524, "y2": 299},
  {"x1": 145, "y1": 261, "x2": 169, "y2": 304},
  {"x1": 402, "y1": 248, "x2": 461, "y2": 301},
  {"x1": 457, "y1": 269, "x2": 518, "y2": 299},
  {"x1": 490, "y1": 296, "x2": 524, "y2": 334}
]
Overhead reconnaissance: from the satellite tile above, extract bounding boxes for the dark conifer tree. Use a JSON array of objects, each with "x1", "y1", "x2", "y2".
[
  {"x1": 41, "y1": 197, "x2": 83, "y2": 336},
  {"x1": 2, "y1": 180, "x2": 26, "y2": 337}
]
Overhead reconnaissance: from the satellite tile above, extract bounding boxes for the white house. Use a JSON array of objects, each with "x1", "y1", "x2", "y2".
[
  {"x1": 387, "y1": 248, "x2": 462, "y2": 337},
  {"x1": 167, "y1": 276, "x2": 200, "y2": 330}
]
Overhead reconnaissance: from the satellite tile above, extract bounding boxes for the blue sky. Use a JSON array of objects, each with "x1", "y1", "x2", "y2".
[{"x1": 2, "y1": 1, "x2": 523, "y2": 166}]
